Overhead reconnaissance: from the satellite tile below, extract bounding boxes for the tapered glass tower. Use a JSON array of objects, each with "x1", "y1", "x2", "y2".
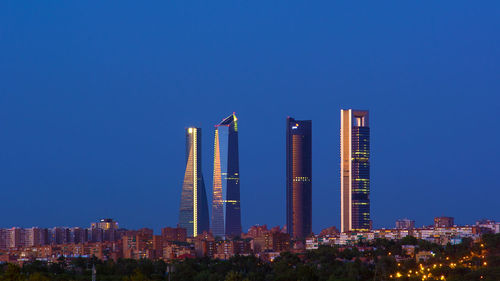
[
  {"x1": 340, "y1": 110, "x2": 370, "y2": 233},
  {"x1": 211, "y1": 113, "x2": 242, "y2": 238},
  {"x1": 286, "y1": 117, "x2": 312, "y2": 239},
  {"x1": 179, "y1": 127, "x2": 209, "y2": 237}
]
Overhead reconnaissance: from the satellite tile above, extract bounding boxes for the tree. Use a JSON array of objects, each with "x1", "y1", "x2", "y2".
[
  {"x1": 0, "y1": 264, "x2": 24, "y2": 281},
  {"x1": 272, "y1": 252, "x2": 301, "y2": 280},
  {"x1": 225, "y1": 271, "x2": 244, "y2": 281},
  {"x1": 373, "y1": 256, "x2": 396, "y2": 281},
  {"x1": 296, "y1": 264, "x2": 318, "y2": 281},
  {"x1": 27, "y1": 273, "x2": 49, "y2": 281},
  {"x1": 401, "y1": 235, "x2": 418, "y2": 245},
  {"x1": 124, "y1": 269, "x2": 151, "y2": 281}
]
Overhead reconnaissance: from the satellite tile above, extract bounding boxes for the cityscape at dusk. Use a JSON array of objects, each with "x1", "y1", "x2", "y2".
[{"x1": 1, "y1": 1, "x2": 499, "y2": 280}]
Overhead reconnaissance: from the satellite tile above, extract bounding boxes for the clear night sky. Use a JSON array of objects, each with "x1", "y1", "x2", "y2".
[{"x1": 1, "y1": 1, "x2": 499, "y2": 233}]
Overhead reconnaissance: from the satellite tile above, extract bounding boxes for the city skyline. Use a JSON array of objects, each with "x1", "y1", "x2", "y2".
[
  {"x1": 1, "y1": 216, "x2": 496, "y2": 268},
  {"x1": 0, "y1": 109, "x2": 498, "y2": 233},
  {"x1": 1, "y1": 2, "x2": 499, "y2": 233},
  {"x1": 1, "y1": 109, "x2": 498, "y2": 233}
]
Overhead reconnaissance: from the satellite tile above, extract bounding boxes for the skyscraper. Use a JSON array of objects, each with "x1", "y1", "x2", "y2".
[
  {"x1": 340, "y1": 109, "x2": 370, "y2": 233},
  {"x1": 179, "y1": 127, "x2": 210, "y2": 237},
  {"x1": 211, "y1": 113, "x2": 242, "y2": 238},
  {"x1": 286, "y1": 117, "x2": 312, "y2": 239}
]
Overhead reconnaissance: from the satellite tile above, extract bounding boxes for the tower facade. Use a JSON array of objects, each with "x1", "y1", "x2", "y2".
[
  {"x1": 286, "y1": 117, "x2": 312, "y2": 239},
  {"x1": 211, "y1": 113, "x2": 242, "y2": 238},
  {"x1": 340, "y1": 109, "x2": 370, "y2": 233},
  {"x1": 179, "y1": 127, "x2": 210, "y2": 237}
]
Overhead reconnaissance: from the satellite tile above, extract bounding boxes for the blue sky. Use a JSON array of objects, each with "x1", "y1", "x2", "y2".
[{"x1": 0, "y1": 1, "x2": 499, "y2": 233}]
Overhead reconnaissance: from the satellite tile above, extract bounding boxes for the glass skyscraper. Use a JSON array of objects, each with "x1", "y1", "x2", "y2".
[
  {"x1": 340, "y1": 109, "x2": 370, "y2": 233},
  {"x1": 211, "y1": 113, "x2": 242, "y2": 238},
  {"x1": 286, "y1": 117, "x2": 312, "y2": 239},
  {"x1": 179, "y1": 127, "x2": 209, "y2": 237}
]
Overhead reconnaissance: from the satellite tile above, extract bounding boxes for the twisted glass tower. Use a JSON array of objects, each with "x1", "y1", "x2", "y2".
[
  {"x1": 286, "y1": 117, "x2": 312, "y2": 239},
  {"x1": 340, "y1": 110, "x2": 370, "y2": 232},
  {"x1": 179, "y1": 127, "x2": 209, "y2": 237},
  {"x1": 211, "y1": 113, "x2": 242, "y2": 238}
]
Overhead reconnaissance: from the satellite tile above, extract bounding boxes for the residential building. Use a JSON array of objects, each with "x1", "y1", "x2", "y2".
[
  {"x1": 161, "y1": 226, "x2": 187, "y2": 242},
  {"x1": 396, "y1": 219, "x2": 415, "y2": 230},
  {"x1": 434, "y1": 217, "x2": 454, "y2": 228}
]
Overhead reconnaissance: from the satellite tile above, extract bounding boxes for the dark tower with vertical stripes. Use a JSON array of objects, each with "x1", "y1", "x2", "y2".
[{"x1": 286, "y1": 117, "x2": 312, "y2": 239}]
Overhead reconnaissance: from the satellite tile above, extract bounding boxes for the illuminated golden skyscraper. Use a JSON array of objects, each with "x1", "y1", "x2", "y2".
[
  {"x1": 179, "y1": 127, "x2": 209, "y2": 237},
  {"x1": 211, "y1": 113, "x2": 241, "y2": 238},
  {"x1": 340, "y1": 109, "x2": 370, "y2": 233}
]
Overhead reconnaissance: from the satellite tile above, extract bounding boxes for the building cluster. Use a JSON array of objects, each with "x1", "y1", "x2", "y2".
[
  {"x1": 305, "y1": 218, "x2": 500, "y2": 250},
  {"x1": 0, "y1": 219, "x2": 119, "y2": 249},
  {"x1": 180, "y1": 113, "x2": 241, "y2": 239},
  {"x1": 179, "y1": 109, "x2": 372, "y2": 243},
  {"x1": 0, "y1": 220, "x2": 293, "y2": 264},
  {"x1": 120, "y1": 224, "x2": 292, "y2": 262},
  {"x1": 0, "y1": 217, "x2": 497, "y2": 265},
  {"x1": 3, "y1": 110, "x2": 496, "y2": 266},
  {"x1": 0, "y1": 222, "x2": 191, "y2": 264}
]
